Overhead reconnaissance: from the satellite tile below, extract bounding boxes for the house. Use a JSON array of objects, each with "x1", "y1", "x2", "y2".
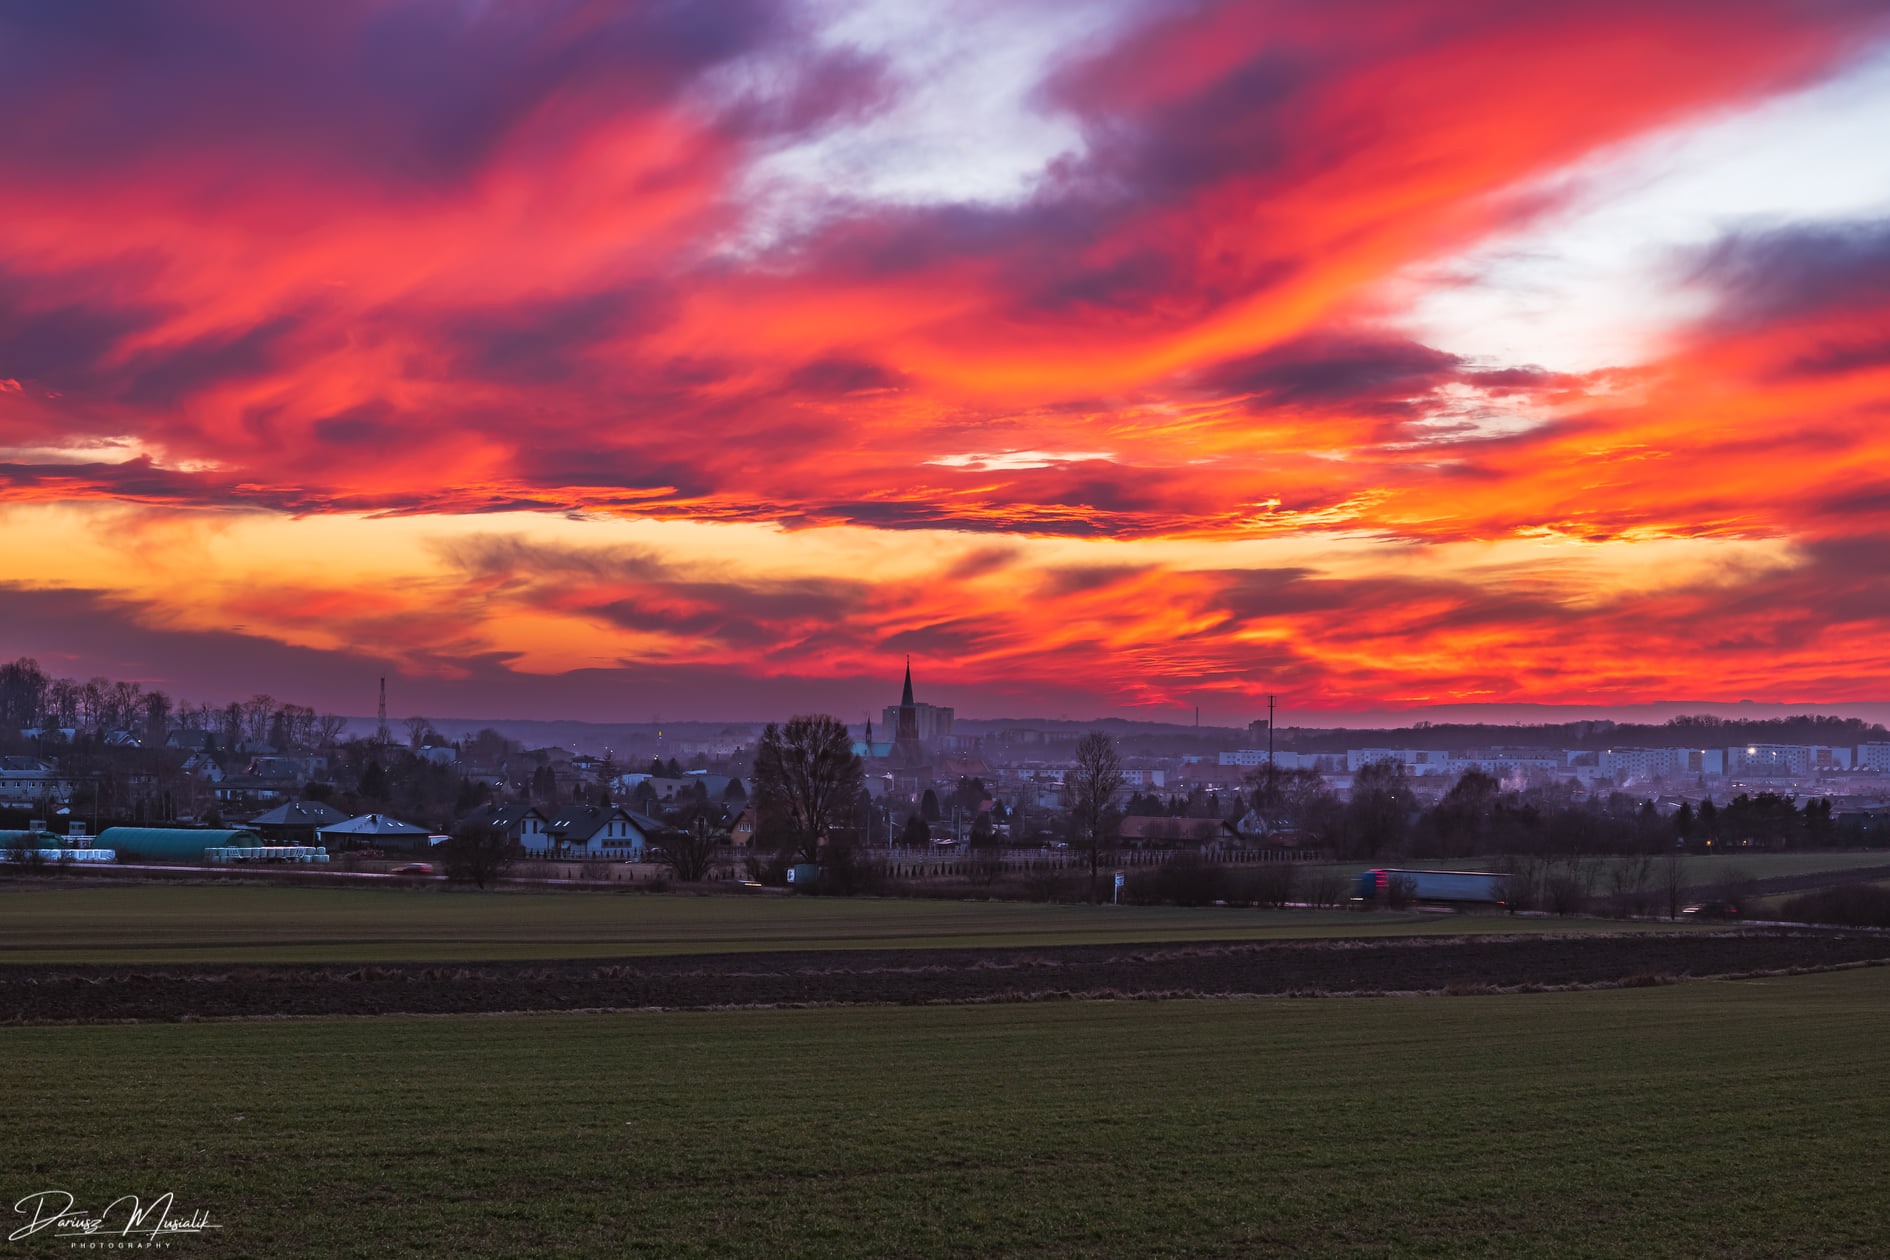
[
  {"x1": 1117, "y1": 816, "x2": 1231, "y2": 848},
  {"x1": 180, "y1": 752, "x2": 225, "y2": 783},
  {"x1": 730, "y1": 805, "x2": 757, "y2": 849},
  {"x1": 684, "y1": 772, "x2": 744, "y2": 800},
  {"x1": 460, "y1": 801, "x2": 552, "y2": 852},
  {"x1": 0, "y1": 757, "x2": 70, "y2": 804},
  {"x1": 317, "y1": 812, "x2": 432, "y2": 851},
  {"x1": 251, "y1": 754, "x2": 328, "y2": 781},
  {"x1": 215, "y1": 775, "x2": 290, "y2": 808},
  {"x1": 545, "y1": 804, "x2": 657, "y2": 859},
  {"x1": 611, "y1": 774, "x2": 699, "y2": 804},
  {"x1": 249, "y1": 800, "x2": 351, "y2": 843}
]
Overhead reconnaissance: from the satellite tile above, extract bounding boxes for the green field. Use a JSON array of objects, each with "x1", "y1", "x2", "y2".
[
  {"x1": 0, "y1": 884, "x2": 1712, "y2": 964},
  {"x1": 3, "y1": 969, "x2": 1887, "y2": 1257},
  {"x1": 1308, "y1": 850, "x2": 1890, "y2": 885}
]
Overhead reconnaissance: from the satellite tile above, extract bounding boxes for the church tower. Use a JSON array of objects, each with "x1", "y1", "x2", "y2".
[
  {"x1": 892, "y1": 657, "x2": 927, "y2": 770},
  {"x1": 894, "y1": 659, "x2": 920, "y2": 749}
]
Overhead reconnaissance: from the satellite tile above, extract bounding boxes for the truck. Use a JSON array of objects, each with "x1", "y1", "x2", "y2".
[{"x1": 1352, "y1": 867, "x2": 1508, "y2": 908}]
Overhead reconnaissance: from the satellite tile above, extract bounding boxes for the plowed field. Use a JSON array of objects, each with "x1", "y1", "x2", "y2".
[{"x1": 6, "y1": 928, "x2": 1886, "y2": 1022}]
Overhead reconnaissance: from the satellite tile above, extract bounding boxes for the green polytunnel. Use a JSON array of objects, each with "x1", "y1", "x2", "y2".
[{"x1": 96, "y1": 827, "x2": 263, "y2": 861}]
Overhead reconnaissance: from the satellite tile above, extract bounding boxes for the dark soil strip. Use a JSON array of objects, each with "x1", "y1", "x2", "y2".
[{"x1": 5, "y1": 931, "x2": 1889, "y2": 1023}]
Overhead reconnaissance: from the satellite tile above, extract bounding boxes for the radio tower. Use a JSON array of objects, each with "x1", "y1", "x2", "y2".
[{"x1": 377, "y1": 677, "x2": 389, "y2": 746}]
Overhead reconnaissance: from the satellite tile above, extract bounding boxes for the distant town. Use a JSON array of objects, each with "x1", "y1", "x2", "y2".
[{"x1": 5, "y1": 657, "x2": 1888, "y2": 879}]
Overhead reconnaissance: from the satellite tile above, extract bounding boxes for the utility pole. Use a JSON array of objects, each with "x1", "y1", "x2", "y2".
[{"x1": 376, "y1": 677, "x2": 389, "y2": 746}]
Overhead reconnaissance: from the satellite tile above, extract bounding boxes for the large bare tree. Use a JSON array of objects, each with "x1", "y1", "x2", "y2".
[
  {"x1": 656, "y1": 814, "x2": 725, "y2": 883},
  {"x1": 1067, "y1": 732, "x2": 1126, "y2": 902},
  {"x1": 753, "y1": 715, "x2": 863, "y2": 865}
]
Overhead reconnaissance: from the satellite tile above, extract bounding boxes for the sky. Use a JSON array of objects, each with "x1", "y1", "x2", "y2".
[{"x1": 4, "y1": 0, "x2": 1890, "y2": 726}]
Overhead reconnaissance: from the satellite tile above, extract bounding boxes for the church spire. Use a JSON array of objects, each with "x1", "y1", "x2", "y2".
[{"x1": 894, "y1": 657, "x2": 923, "y2": 764}]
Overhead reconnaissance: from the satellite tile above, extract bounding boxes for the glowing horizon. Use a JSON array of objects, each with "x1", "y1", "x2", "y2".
[{"x1": 5, "y1": 0, "x2": 1890, "y2": 724}]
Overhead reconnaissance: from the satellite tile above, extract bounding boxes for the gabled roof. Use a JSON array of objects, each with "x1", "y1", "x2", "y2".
[
  {"x1": 460, "y1": 801, "x2": 551, "y2": 830},
  {"x1": 249, "y1": 800, "x2": 349, "y2": 828},
  {"x1": 546, "y1": 803, "x2": 654, "y2": 844}
]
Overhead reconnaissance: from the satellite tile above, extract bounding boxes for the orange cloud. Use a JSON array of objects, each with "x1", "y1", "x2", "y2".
[{"x1": 3, "y1": 1, "x2": 1889, "y2": 716}]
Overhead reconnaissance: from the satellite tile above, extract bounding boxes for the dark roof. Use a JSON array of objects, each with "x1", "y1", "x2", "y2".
[
  {"x1": 318, "y1": 812, "x2": 431, "y2": 838},
  {"x1": 547, "y1": 804, "x2": 653, "y2": 844},
  {"x1": 249, "y1": 800, "x2": 349, "y2": 827},
  {"x1": 461, "y1": 801, "x2": 550, "y2": 830}
]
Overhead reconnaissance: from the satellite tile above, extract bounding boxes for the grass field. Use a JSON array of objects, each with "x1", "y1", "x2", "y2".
[
  {"x1": 3, "y1": 968, "x2": 1888, "y2": 1257},
  {"x1": 1307, "y1": 850, "x2": 1890, "y2": 885},
  {"x1": 0, "y1": 884, "x2": 1717, "y2": 964}
]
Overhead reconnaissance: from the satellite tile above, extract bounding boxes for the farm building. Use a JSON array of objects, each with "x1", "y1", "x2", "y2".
[
  {"x1": 97, "y1": 827, "x2": 264, "y2": 862},
  {"x1": 317, "y1": 812, "x2": 432, "y2": 850}
]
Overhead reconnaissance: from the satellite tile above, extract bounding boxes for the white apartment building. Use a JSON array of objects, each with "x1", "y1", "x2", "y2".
[
  {"x1": 0, "y1": 757, "x2": 70, "y2": 804},
  {"x1": 1597, "y1": 747, "x2": 1725, "y2": 780},
  {"x1": 1217, "y1": 749, "x2": 1324, "y2": 770},
  {"x1": 1726, "y1": 744, "x2": 1851, "y2": 775},
  {"x1": 880, "y1": 701, "x2": 954, "y2": 742},
  {"x1": 1855, "y1": 743, "x2": 1890, "y2": 772}
]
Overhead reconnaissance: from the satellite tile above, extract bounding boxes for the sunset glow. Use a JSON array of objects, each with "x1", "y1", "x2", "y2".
[{"x1": 5, "y1": 0, "x2": 1890, "y2": 721}]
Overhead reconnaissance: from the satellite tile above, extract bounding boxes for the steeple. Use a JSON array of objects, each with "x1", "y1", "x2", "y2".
[{"x1": 893, "y1": 657, "x2": 924, "y2": 766}]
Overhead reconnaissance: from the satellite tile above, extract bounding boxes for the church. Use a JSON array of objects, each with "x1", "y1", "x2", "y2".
[{"x1": 859, "y1": 659, "x2": 942, "y2": 798}]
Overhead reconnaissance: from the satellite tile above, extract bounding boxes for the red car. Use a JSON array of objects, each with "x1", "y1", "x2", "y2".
[{"x1": 389, "y1": 862, "x2": 435, "y2": 876}]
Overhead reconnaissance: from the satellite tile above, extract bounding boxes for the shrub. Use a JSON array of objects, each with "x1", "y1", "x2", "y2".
[
  {"x1": 1130, "y1": 854, "x2": 1234, "y2": 907},
  {"x1": 1778, "y1": 885, "x2": 1890, "y2": 928},
  {"x1": 1302, "y1": 869, "x2": 1350, "y2": 909},
  {"x1": 1248, "y1": 862, "x2": 1299, "y2": 909},
  {"x1": 1024, "y1": 870, "x2": 1080, "y2": 903}
]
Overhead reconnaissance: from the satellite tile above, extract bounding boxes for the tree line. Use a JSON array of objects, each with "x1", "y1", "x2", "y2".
[
  {"x1": 1, "y1": 657, "x2": 346, "y2": 750},
  {"x1": 1251, "y1": 764, "x2": 1840, "y2": 860}
]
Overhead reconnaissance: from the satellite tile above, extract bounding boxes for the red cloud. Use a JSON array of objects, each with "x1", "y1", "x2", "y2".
[{"x1": 4, "y1": 1, "x2": 1890, "y2": 714}]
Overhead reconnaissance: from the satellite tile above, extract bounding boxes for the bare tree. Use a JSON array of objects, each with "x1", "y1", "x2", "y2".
[
  {"x1": 1659, "y1": 849, "x2": 1688, "y2": 920},
  {"x1": 405, "y1": 715, "x2": 431, "y2": 751},
  {"x1": 315, "y1": 714, "x2": 348, "y2": 747},
  {"x1": 1067, "y1": 732, "x2": 1125, "y2": 902},
  {"x1": 0, "y1": 658, "x2": 48, "y2": 728},
  {"x1": 753, "y1": 715, "x2": 863, "y2": 865},
  {"x1": 442, "y1": 821, "x2": 513, "y2": 889},
  {"x1": 140, "y1": 690, "x2": 172, "y2": 745},
  {"x1": 47, "y1": 677, "x2": 80, "y2": 727},
  {"x1": 1607, "y1": 852, "x2": 1656, "y2": 918},
  {"x1": 656, "y1": 815, "x2": 724, "y2": 883},
  {"x1": 244, "y1": 694, "x2": 275, "y2": 744}
]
